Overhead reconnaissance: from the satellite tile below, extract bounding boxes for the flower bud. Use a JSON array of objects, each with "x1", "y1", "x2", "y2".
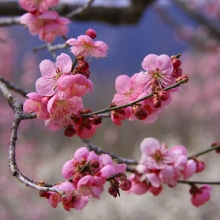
[
  {"x1": 158, "y1": 90, "x2": 170, "y2": 101},
  {"x1": 132, "y1": 105, "x2": 148, "y2": 120},
  {"x1": 172, "y1": 58, "x2": 181, "y2": 68},
  {"x1": 64, "y1": 125, "x2": 76, "y2": 137},
  {"x1": 120, "y1": 179, "x2": 132, "y2": 191},
  {"x1": 172, "y1": 68, "x2": 182, "y2": 78},
  {"x1": 78, "y1": 60, "x2": 90, "y2": 72},
  {"x1": 92, "y1": 115, "x2": 102, "y2": 125},
  {"x1": 86, "y1": 28, "x2": 97, "y2": 39},
  {"x1": 176, "y1": 75, "x2": 189, "y2": 83},
  {"x1": 153, "y1": 97, "x2": 161, "y2": 108}
]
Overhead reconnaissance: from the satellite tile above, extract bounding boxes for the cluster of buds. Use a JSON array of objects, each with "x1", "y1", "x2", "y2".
[
  {"x1": 171, "y1": 55, "x2": 182, "y2": 78},
  {"x1": 108, "y1": 173, "x2": 132, "y2": 198}
]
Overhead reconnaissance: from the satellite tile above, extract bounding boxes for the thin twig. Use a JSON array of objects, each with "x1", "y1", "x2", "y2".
[
  {"x1": 0, "y1": 79, "x2": 62, "y2": 194},
  {"x1": 0, "y1": 77, "x2": 28, "y2": 97},
  {"x1": 66, "y1": 0, "x2": 94, "y2": 18},
  {"x1": 81, "y1": 78, "x2": 188, "y2": 117},
  {"x1": 82, "y1": 139, "x2": 139, "y2": 166},
  {"x1": 178, "y1": 180, "x2": 220, "y2": 185},
  {"x1": 188, "y1": 145, "x2": 220, "y2": 159}
]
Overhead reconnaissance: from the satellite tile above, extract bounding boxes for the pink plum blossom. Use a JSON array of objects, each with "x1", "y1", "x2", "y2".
[
  {"x1": 136, "y1": 54, "x2": 175, "y2": 91},
  {"x1": 190, "y1": 185, "x2": 212, "y2": 207},
  {"x1": 23, "y1": 92, "x2": 49, "y2": 120},
  {"x1": 19, "y1": 0, "x2": 59, "y2": 13},
  {"x1": 76, "y1": 175, "x2": 104, "y2": 200},
  {"x1": 20, "y1": 11, "x2": 70, "y2": 42},
  {"x1": 139, "y1": 137, "x2": 176, "y2": 169},
  {"x1": 45, "y1": 95, "x2": 83, "y2": 130},
  {"x1": 126, "y1": 174, "x2": 149, "y2": 195},
  {"x1": 36, "y1": 53, "x2": 72, "y2": 96},
  {"x1": 112, "y1": 74, "x2": 145, "y2": 105},
  {"x1": 66, "y1": 35, "x2": 109, "y2": 58},
  {"x1": 57, "y1": 74, "x2": 93, "y2": 100}
]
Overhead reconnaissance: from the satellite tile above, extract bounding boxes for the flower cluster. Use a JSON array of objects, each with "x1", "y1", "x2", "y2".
[
  {"x1": 19, "y1": 0, "x2": 70, "y2": 42},
  {"x1": 127, "y1": 138, "x2": 211, "y2": 207},
  {"x1": 111, "y1": 54, "x2": 184, "y2": 125},
  {"x1": 41, "y1": 147, "x2": 130, "y2": 211},
  {"x1": 23, "y1": 29, "x2": 109, "y2": 138}
]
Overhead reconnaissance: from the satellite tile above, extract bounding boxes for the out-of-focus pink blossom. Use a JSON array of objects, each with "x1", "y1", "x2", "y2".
[
  {"x1": 20, "y1": 11, "x2": 70, "y2": 42},
  {"x1": 190, "y1": 185, "x2": 212, "y2": 207},
  {"x1": 36, "y1": 53, "x2": 72, "y2": 96},
  {"x1": 66, "y1": 35, "x2": 109, "y2": 58},
  {"x1": 19, "y1": 0, "x2": 59, "y2": 13}
]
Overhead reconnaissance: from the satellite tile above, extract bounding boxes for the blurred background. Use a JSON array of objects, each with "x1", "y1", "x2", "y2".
[{"x1": 0, "y1": 0, "x2": 220, "y2": 219}]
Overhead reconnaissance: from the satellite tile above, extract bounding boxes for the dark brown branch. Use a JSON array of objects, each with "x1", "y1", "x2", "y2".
[
  {"x1": 82, "y1": 139, "x2": 139, "y2": 166},
  {"x1": 0, "y1": 77, "x2": 28, "y2": 97},
  {"x1": 0, "y1": 79, "x2": 62, "y2": 194},
  {"x1": 0, "y1": 0, "x2": 155, "y2": 26},
  {"x1": 178, "y1": 180, "x2": 220, "y2": 185}
]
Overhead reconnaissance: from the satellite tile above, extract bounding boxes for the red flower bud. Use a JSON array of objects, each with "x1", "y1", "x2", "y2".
[
  {"x1": 158, "y1": 90, "x2": 170, "y2": 101},
  {"x1": 172, "y1": 58, "x2": 181, "y2": 68},
  {"x1": 86, "y1": 28, "x2": 97, "y2": 39}
]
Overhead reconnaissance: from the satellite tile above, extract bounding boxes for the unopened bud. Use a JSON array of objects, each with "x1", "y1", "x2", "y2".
[
  {"x1": 153, "y1": 97, "x2": 161, "y2": 108},
  {"x1": 158, "y1": 90, "x2": 170, "y2": 101},
  {"x1": 78, "y1": 60, "x2": 90, "y2": 72},
  {"x1": 172, "y1": 68, "x2": 182, "y2": 78},
  {"x1": 120, "y1": 179, "x2": 132, "y2": 191},
  {"x1": 172, "y1": 58, "x2": 181, "y2": 68},
  {"x1": 176, "y1": 75, "x2": 189, "y2": 83},
  {"x1": 132, "y1": 105, "x2": 148, "y2": 120},
  {"x1": 64, "y1": 125, "x2": 76, "y2": 137},
  {"x1": 86, "y1": 28, "x2": 97, "y2": 39},
  {"x1": 92, "y1": 115, "x2": 102, "y2": 125}
]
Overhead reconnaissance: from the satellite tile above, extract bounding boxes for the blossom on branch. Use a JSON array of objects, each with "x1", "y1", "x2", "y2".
[
  {"x1": 46, "y1": 147, "x2": 130, "y2": 211},
  {"x1": 127, "y1": 137, "x2": 209, "y2": 207},
  {"x1": 20, "y1": 11, "x2": 70, "y2": 42},
  {"x1": 19, "y1": 0, "x2": 59, "y2": 13},
  {"x1": 136, "y1": 54, "x2": 175, "y2": 91},
  {"x1": 190, "y1": 185, "x2": 212, "y2": 207},
  {"x1": 36, "y1": 53, "x2": 72, "y2": 96},
  {"x1": 66, "y1": 35, "x2": 109, "y2": 58}
]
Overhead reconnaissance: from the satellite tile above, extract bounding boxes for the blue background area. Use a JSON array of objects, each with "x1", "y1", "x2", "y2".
[{"x1": 13, "y1": 1, "x2": 196, "y2": 77}]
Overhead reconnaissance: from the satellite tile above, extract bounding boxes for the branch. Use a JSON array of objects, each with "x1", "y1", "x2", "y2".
[
  {"x1": 188, "y1": 145, "x2": 220, "y2": 159},
  {"x1": 0, "y1": 79, "x2": 63, "y2": 194},
  {"x1": 66, "y1": 0, "x2": 94, "y2": 18},
  {"x1": 0, "y1": 77, "x2": 28, "y2": 97},
  {"x1": 82, "y1": 139, "x2": 139, "y2": 166},
  {"x1": 178, "y1": 180, "x2": 220, "y2": 185},
  {"x1": 81, "y1": 78, "x2": 188, "y2": 117},
  {"x1": 0, "y1": 0, "x2": 155, "y2": 26},
  {"x1": 0, "y1": 16, "x2": 20, "y2": 26}
]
